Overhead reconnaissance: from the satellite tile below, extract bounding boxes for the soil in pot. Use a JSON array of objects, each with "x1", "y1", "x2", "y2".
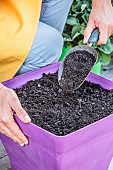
[
  {"x1": 15, "y1": 73, "x2": 113, "y2": 136},
  {"x1": 15, "y1": 51, "x2": 113, "y2": 136},
  {"x1": 59, "y1": 50, "x2": 96, "y2": 92}
]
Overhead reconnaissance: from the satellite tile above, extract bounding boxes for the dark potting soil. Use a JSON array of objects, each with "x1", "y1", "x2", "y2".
[
  {"x1": 15, "y1": 73, "x2": 113, "y2": 136},
  {"x1": 58, "y1": 50, "x2": 96, "y2": 92}
]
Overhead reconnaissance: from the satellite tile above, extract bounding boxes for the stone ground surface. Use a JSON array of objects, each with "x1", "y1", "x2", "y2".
[{"x1": 0, "y1": 141, "x2": 11, "y2": 170}]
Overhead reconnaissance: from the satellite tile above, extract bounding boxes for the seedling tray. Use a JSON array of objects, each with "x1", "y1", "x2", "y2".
[{"x1": 0, "y1": 62, "x2": 113, "y2": 170}]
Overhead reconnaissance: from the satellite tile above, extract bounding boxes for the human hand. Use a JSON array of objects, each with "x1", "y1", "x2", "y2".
[
  {"x1": 84, "y1": 0, "x2": 113, "y2": 45},
  {"x1": 0, "y1": 84, "x2": 31, "y2": 146}
]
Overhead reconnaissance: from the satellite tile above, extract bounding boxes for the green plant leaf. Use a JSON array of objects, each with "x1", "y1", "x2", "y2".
[
  {"x1": 98, "y1": 39, "x2": 113, "y2": 54},
  {"x1": 80, "y1": 26, "x2": 86, "y2": 35},
  {"x1": 98, "y1": 51, "x2": 111, "y2": 65},
  {"x1": 78, "y1": 40, "x2": 84, "y2": 45},
  {"x1": 71, "y1": 25, "x2": 81, "y2": 40},
  {"x1": 72, "y1": 2, "x2": 81, "y2": 13},
  {"x1": 92, "y1": 45, "x2": 98, "y2": 49},
  {"x1": 63, "y1": 33, "x2": 72, "y2": 42},
  {"x1": 82, "y1": 13, "x2": 89, "y2": 23},
  {"x1": 66, "y1": 17, "x2": 78, "y2": 26},
  {"x1": 72, "y1": 14, "x2": 78, "y2": 17},
  {"x1": 81, "y1": 4, "x2": 87, "y2": 12}
]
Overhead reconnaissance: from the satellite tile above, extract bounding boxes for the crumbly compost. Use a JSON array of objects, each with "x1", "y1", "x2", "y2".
[
  {"x1": 59, "y1": 50, "x2": 96, "y2": 92},
  {"x1": 15, "y1": 73, "x2": 113, "y2": 136}
]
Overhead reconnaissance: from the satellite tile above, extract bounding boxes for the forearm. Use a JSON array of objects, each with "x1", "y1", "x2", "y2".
[{"x1": 92, "y1": 0, "x2": 112, "y2": 7}]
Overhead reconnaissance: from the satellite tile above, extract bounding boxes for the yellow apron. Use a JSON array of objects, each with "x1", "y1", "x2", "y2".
[{"x1": 0, "y1": 0, "x2": 42, "y2": 82}]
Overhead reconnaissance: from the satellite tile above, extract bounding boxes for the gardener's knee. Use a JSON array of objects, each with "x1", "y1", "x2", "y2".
[
  {"x1": 29, "y1": 24, "x2": 63, "y2": 66},
  {"x1": 16, "y1": 24, "x2": 63, "y2": 76},
  {"x1": 34, "y1": 26, "x2": 63, "y2": 65},
  {"x1": 45, "y1": 27, "x2": 63, "y2": 63}
]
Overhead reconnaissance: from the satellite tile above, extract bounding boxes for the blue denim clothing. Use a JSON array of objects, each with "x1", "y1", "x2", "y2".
[{"x1": 16, "y1": 0, "x2": 73, "y2": 75}]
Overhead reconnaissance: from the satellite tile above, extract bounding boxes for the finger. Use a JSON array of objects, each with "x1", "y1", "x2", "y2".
[
  {"x1": 98, "y1": 26, "x2": 108, "y2": 45},
  {"x1": 11, "y1": 94, "x2": 31, "y2": 123},
  {"x1": 1, "y1": 114, "x2": 28, "y2": 145},
  {"x1": 84, "y1": 20, "x2": 95, "y2": 44},
  {"x1": 0, "y1": 123, "x2": 24, "y2": 146}
]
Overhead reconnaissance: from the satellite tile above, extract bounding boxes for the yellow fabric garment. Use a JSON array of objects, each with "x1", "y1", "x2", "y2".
[{"x1": 0, "y1": 0, "x2": 42, "y2": 82}]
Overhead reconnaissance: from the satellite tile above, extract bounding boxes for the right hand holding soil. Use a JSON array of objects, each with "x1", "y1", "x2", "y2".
[{"x1": 0, "y1": 84, "x2": 31, "y2": 146}]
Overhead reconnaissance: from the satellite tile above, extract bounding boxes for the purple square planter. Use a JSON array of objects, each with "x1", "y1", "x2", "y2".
[{"x1": 0, "y1": 62, "x2": 113, "y2": 170}]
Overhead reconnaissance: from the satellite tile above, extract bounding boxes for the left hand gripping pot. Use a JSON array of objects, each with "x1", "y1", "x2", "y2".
[{"x1": 0, "y1": 0, "x2": 42, "y2": 83}]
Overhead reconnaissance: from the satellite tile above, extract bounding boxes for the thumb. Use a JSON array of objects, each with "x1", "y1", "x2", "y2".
[
  {"x1": 11, "y1": 98, "x2": 31, "y2": 123},
  {"x1": 16, "y1": 107, "x2": 31, "y2": 123},
  {"x1": 84, "y1": 20, "x2": 95, "y2": 44}
]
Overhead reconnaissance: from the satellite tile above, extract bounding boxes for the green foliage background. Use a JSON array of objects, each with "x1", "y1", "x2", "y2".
[{"x1": 63, "y1": 0, "x2": 113, "y2": 65}]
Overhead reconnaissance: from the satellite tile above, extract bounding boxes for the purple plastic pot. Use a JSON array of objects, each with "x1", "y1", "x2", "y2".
[{"x1": 0, "y1": 62, "x2": 113, "y2": 170}]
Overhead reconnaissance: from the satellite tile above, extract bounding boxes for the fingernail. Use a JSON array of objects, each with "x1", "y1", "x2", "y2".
[
  {"x1": 24, "y1": 141, "x2": 28, "y2": 145},
  {"x1": 20, "y1": 143, "x2": 24, "y2": 147},
  {"x1": 14, "y1": 140, "x2": 17, "y2": 142},
  {"x1": 24, "y1": 116, "x2": 31, "y2": 122}
]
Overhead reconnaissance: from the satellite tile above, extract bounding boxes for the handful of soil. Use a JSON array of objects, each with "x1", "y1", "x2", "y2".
[
  {"x1": 59, "y1": 50, "x2": 96, "y2": 92},
  {"x1": 15, "y1": 73, "x2": 113, "y2": 136}
]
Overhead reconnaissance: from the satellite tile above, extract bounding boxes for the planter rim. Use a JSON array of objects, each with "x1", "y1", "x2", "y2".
[{"x1": 3, "y1": 62, "x2": 113, "y2": 90}]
